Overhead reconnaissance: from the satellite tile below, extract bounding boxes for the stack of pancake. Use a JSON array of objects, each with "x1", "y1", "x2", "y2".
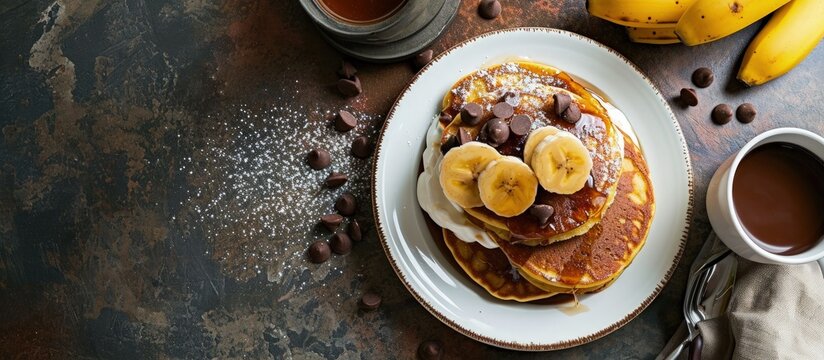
[{"x1": 431, "y1": 62, "x2": 655, "y2": 302}]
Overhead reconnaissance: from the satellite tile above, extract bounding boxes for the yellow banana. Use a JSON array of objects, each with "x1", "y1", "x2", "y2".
[
  {"x1": 587, "y1": 0, "x2": 697, "y2": 28},
  {"x1": 675, "y1": 0, "x2": 791, "y2": 46},
  {"x1": 738, "y1": 0, "x2": 824, "y2": 86},
  {"x1": 626, "y1": 26, "x2": 680, "y2": 44}
]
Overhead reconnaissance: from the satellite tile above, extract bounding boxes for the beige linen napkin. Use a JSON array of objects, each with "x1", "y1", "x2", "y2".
[{"x1": 698, "y1": 260, "x2": 824, "y2": 360}]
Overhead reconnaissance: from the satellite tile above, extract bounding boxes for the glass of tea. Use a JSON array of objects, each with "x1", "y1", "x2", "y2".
[{"x1": 707, "y1": 128, "x2": 824, "y2": 270}]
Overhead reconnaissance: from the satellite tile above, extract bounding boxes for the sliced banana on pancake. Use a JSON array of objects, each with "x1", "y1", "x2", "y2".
[
  {"x1": 439, "y1": 142, "x2": 502, "y2": 208},
  {"x1": 523, "y1": 125, "x2": 561, "y2": 165},
  {"x1": 477, "y1": 156, "x2": 538, "y2": 217},
  {"x1": 532, "y1": 132, "x2": 593, "y2": 194}
]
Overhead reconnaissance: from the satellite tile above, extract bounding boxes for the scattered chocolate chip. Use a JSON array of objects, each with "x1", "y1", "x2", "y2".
[
  {"x1": 736, "y1": 103, "x2": 756, "y2": 123},
  {"x1": 438, "y1": 111, "x2": 452, "y2": 124},
  {"x1": 680, "y1": 88, "x2": 698, "y2": 107},
  {"x1": 492, "y1": 102, "x2": 514, "y2": 119},
  {"x1": 337, "y1": 76, "x2": 362, "y2": 97},
  {"x1": 417, "y1": 340, "x2": 444, "y2": 360},
  {"x1": 711, "y1": 104, "x2": 733, "y2": 125},
  {"x1": 320, "y1": 214, "x2": 344, "y2": 231},
  {"x1": 330, "y1": 232, "x2": 352, "y2": 255},
  {"x1": 359, "y1": 292, "x2": 381, "y2": 311},
  {"x1": 440, "y1": 135, "x2": 459, "y2": 155},
  {"x1": 553, "y1": 93, "x2": 572, "y2": 116},
  {"x1": 509, "y1": 114, "x2": 532, "y2": 136},
  {"x1": 335, "y1": 110, "x2": 358, "y2": 132},
  {"x1": 460, "y1": 103, "x2": 483, "y2": 125},
  {"x1": 458, "y1": 127, "x2": 472, "y2": 145},
  {"x1": 337, "y1": 61, "x2": 357, "y2": 79},
  {"x1": 691, "y1": 67, "x2": 714, "y2": 88},
  {"x1": 414, "y1": 49, "x2": 433, "y2": 69},
  {"x1": 335, "y1": 192, "x2": 357, "y2": 216},
  {"x1": 478, "y1": 0, "x2": 501, "y2": 19},
  {"x1": 500, "y1": 91, "x2": 520, "y2": 106},
  {"x1": 308, "y1": 241, "x2": 331, "y2": 263},
  {"x1": 348, "y1": 219, "x2": 363, "y2": 242},
  {"x1": 351, "y1": 136, "x2": 372, "y2": 158},
  {"x1": 561, "y1": 103, "x2": 582, "y2": 123},
  {"x1": 308, "y1": 149, "x2": 331, "y2": 170},
  {"x1": 529, "y1": 204, "x2": 555, "y2": 228},
  {"x1": 325, "y1": 172, "x2": 348, "y2": 188},
  {"x1": 483, "y1": 118, "x2": 510, "y2": 147}
]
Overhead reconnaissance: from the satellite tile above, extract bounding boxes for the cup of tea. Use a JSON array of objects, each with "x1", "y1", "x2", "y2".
[{"x1": 707, "y1": 128, "x2": 824, "y2": 268}]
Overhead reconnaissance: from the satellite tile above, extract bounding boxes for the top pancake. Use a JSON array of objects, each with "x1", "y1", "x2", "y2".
[{"x1": 439, "y1": 62, "x2": 624, "y2": 245}]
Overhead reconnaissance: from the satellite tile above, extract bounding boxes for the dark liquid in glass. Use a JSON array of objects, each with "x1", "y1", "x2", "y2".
[
  {"x1": 732, "y1": 142, "x2": 824, "y2": 255},
  {"x1": 317, "y1": 0, "x2": 406, "y2": 24}
]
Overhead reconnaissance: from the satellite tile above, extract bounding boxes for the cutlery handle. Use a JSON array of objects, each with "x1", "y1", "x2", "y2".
[
  {"x1": 817, "y1": 258, "x2": 824, "y2": 277},
  {"x1": 688, "y1": 334, "x2": 703, "y2": 360}
]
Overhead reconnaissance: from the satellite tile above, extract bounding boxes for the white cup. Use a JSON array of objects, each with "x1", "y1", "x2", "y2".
[{"x1": 707, "y1": 127, "x2": 824, "y2": 268}]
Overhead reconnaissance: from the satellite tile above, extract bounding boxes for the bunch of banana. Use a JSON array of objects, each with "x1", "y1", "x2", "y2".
[
  {"x1": 439, "y1": 128, "x2": 593, "y2": 217},
  {"x1": 587, "y1": 0, "x2": 824, "y2": 85}
]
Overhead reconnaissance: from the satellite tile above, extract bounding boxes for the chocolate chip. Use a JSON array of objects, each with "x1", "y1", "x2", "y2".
[
  {"x1": 308, "y1": 149, "x2": 331, "y2": 170},
  {"x1": 414, "y1": 49, "x2": 433, "y2": 69},
  {"x1": 561, "y1": 103, "x2": 582, "y2": 123},
  {"x1": 458, "y1": 127, "x2": 472, "y2": 145},
  {"x1": 330, "y1": 232, "x2": 352, "y2": 255},
  {"x1": 335, "y1": 110, "x2": 358, "y2": 132},
  {"x1": 529, "y1": 204, "x2": 555, "y2": 228},
  {"x1": 337, "y1": 76, "x2": 362, "y2": 97},
  {"x1": 347, "y1": 219, "x2": 362, "y2": 242},
  {"x1": 320, "y1": 214, "x2": 343, "y2": 231},
  {"x1": 691, "y1": 67, "x2": 714, "y2": 88},
  {"x1": 335, "y1": 192, "x2": 357, "y2": 216},
  {"x1": 736, "y1": 103, "x2": 756, "y2": 123},
  {"x1": 680, "y1": 88, "x2": 698, "y2": 107},
  {"x1": 308, "y1": 241, "x2": 331, "y2": 263},
  {"x1": 440, "y1": 135, "x2": 459, "y2": 155},
  {"x1": 359, "y1": 292, "x2": 381, "y2": 311},
  {"x1": 553, "y1": 93, "x2": 572, "y2": 116},
  {"x1": 325, "y1": 172, "x2": 348, "y2": 188},
  {"x1": 492, "y1": 102, "x2": 514, "y2": 119},
  {"x1": 417, "y1": 340, "x2": 444, "y2": 360},
  {"x1": 351, "y1": 136, "x2": 372, "y2": 158},
  {"x1": 438, "y1": 111, "x2": 452, "y2": 124},
  {"x1": 337, "y1": 61, "x2": 357, "y2": 79},
  {"x1": 509, "y1": 114, "x2": 532, "y2": 136},
  {"x1": 460, "y1": 103, "x2": 483, "y2": 125},
  {"x1": 483, "y1": 118, "x2": 510, "y2": 147},
  {"x1": 500, "y1": 91, "x2": 519, "y2": 106},
  {"x1": 711, "y1": 104, "x2": 733, "y2": 125},
  {"x1": 478, "y1": 0, "x2": 501, "y2": 19}
]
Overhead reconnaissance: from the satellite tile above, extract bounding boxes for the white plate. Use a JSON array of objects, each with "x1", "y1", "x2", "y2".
[{"x1": 371, "y1": 28, "x2": 692, "y2": 351}]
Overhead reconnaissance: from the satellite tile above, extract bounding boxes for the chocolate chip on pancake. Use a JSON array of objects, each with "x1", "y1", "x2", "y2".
[
  {"x1": 308, "y1": 241, "x2": 331, "y2": 263},
  {"x1": 529, "y1": 204, "x2": 555, "y2": 228},
  {"x1": 492, "y1": 102, "x2": 514, "y2": 119},
  {"x1": 458, "y1": 127, "x2": 473, "y2": 145},
  {"x1": 553, "y1": 92, "x2": 572, "y2": 116},
  {"x1": 335, "y1": 110, "x2": 358, "y2": 132},
  {"x1": 460, "y1": 103, "x2": 483, "y2": 125},
  {"x1": 478, "y1": 0, "x2": 501, "y2": 19},
  {"x1": 736, "y1": 103, "x2": 756, "y2": 123},
  {"x1": 414, "y1": 49, "x2": 433, "y2": 70},
  {"x1": 330, "y1": 232, "x2": 352, "y2": 255},
  {"x1": 482, "y1": 118, "x2": 509, "y2": 147},
  {"x1": 680, "y1": 88, "x2": 698, "y2": 107},
  {"x1": 320, "y1": 214, "x2": 343, "y2": 231},
  {"x1": 358, "y1": 292, "x2": 382, "y2": 311},
  {"x1": 347, "y1": 219, "x2": 362, "y2": 242},
  {"x1": 711, "y1": 104, "x2": 733, "y2": 125},
  {"x1": 417, "y1": 340, "x2": 444, "y2": 360},
  {"x1": 337, "y1": 76, "x2": 362, "y2": 97},
  {"x1": 440, "y1": 135, "x2": 459, "y2": 155},
  {"x1": 691, "y1": 67, "x2": 714, "y2": 88},
  {"x1": 351, "y1": 136, "x2": 372, "y2": 158},
  {"x1": 307, "y1": 149, "x2": 331, "y2": 170},
  {"x1": 509, "y1": 114, "x2": 532, "y2": 136},
  {"x1": 325, "y1": 172, "x2": 348, "y2": 188},
  {"x1": 336, "y1": 193, "x2": 357, "y2": 215},
  {"x1": 500, "y1": 91, "x2": 520, "y2": 106},
  {"x1": 438, "y1": 111, "x2": 452, "y2": 124},
  {"x1": 561, "y1": 103, "x2": 582, "y2": 123},
  {"x1": 337, "y1": 61, "x2": 357, "y2": 79}
]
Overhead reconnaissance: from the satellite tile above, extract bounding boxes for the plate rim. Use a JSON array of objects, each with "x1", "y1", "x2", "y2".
[{"x1": 370, "y1": 27, "x2": 693, "y2": 351}]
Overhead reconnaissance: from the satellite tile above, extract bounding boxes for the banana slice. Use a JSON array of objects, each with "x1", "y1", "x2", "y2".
[
  {"x1": 477, "y1": 156, "x2": 538, "y2": 217},
  {"x1": 523, "y1": 126, "x2": 561, "y2": 165},
  {"x1": 531, "y1": 132, "x2": 593, "y2": 194},
  {"x1": 439, "y1": 142, "x2": 502, "y2": 208}
]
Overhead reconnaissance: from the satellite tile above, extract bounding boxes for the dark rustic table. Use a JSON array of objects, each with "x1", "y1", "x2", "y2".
[{"x1": 1, "y1": 0, "x2": 822, "y2": 358}]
